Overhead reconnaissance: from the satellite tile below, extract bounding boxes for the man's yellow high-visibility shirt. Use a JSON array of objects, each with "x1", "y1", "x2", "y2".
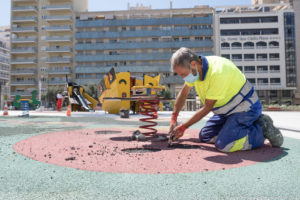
[{"x1": 185, "y1": 56, "x2": 246, "y2": 108}]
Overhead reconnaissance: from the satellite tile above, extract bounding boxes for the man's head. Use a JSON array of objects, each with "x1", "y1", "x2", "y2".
[{"x1": 170, "y1": 47, "x2": 202, "y2": 83}]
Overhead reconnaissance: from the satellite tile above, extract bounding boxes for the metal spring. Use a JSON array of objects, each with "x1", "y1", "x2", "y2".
[{"x1": 139, "y1": 99, "x2": 159, "y2": 136}]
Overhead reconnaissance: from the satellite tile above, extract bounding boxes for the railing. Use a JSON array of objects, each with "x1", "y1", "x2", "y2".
[
  {"x1": 45, "y1": 26, "x2": 72, "y2": 31},
  {"x1": 11, "y1": 91, "x2": 33, "y2": 96},
  {"x1": 46, "y1": 47, "x2": 72, "y2": 52},
  {"x1": 12, "y1": 37, "x2": 37, "y2": 43},
  {"x1": 12, "y1": 27, "x2": 37, "y2": 32},
  {"x1": 46, "y1": 58, "x2": 72, "y2": 63},
  {"x1": 11, "y1": 80, "x2": 36, "y2": 85},
  {"x1": 47, "y1": 69, "x2": 71, "y2": 74},
  {"x1": 11, "y1": 58, "x2": 37, "y2": 64},
  {"x1": 46, "y1": 36, "x2": 72, "y2": 42},
  {"x1": 11, "y1": 69, "x2": 36, "y2": 74},
  {"x1": 42, "y1": 5, "x2": 72, "y2": 10},
  {"x1": 76, "y1": 29, "x2": 213, "y2": 39},
  {"x1": 75, "y1": 40, "x2": 213, "y2": 51},
  {"x1": 12, "y1": 16, "x2": 37, "y2": 22},
  {"x1": 48, "y1": 80, "x2": 67, "y2": 85},
  {"x1": 76, "y1": 16, "x2": 213, "y2": 28},
  {"x1": 12, "y1": 6, "x2": 37, "y2": 11},
  {"x1": 44, "y1": 15, "x2": 72, "y2": 21},
  {"x1": 11, "y1": 47, "x2": 36, "y2": 53}
]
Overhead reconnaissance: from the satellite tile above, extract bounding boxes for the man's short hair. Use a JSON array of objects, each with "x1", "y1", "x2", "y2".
[{"x1": 170, "y1": 47, "x2": 200, "y2": 72}]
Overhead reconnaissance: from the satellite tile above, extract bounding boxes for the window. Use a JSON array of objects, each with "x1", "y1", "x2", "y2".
[
  {"x1": 232, "y1": 54, "x2": 242, "y2": 61},
  {"x1": 270, "y1": 65, "x2": 280, "y2": 72},
  {"x1": 231, "y1": 42, "x2": 242, "y2": 49},
  {"x1": 244, "y1": 66, "x2": 255, "y2": 73},
  {"x1": 257, "y1": 66, "x2": 268, "y2": 73},
  {"x1": 270, "y1": 78, "x2": 280, "y2": 85},
  {"x1": 244, "y1": 54, "x2": 255, "y2": 61},
  {"x1": 195, "y1": 37, "x2": 203, "y2": 41},
  {"x1": 237, "y1": 66, "x2": 243, "y2": 71},
  {"x1": 257, "y1": 78, "x2": 268, "y2": 84},
  {"x1": 257, "y1": 54, "x2": 268, "y2": 60},
  {"x1": 182, "y1": 37, "x2": 190, "y2": 41},
  {"x1": 221, "y1": 54, "x2": 230, "y2": 59},
  {"x1": 269, "y1": 41, "x2": 279, "y2": 48},
  {"x1": 244, "y1": 42, "x2": 254, "y2": 49},
  {"x1": 221, "y1": 42, "x2": 230, "y2": 49},
  {"x1": 241, "y1": 17, "x2": 259, "y2": 23},
  {"x1": 220, "y1": 18, "x2": 239, "y2": 24},
  {"x1": 248, "y1": 78, "x2": 256, "y2": 84},
  {"x1": 256, "y1": 41, "x2": 267, "y2": 48},
  {"x1": 269, "y1": 53, "x2": 280, "y2": 60},
  {"x1": 261, "y1": 16, "x2": 278, "y2": 23}
]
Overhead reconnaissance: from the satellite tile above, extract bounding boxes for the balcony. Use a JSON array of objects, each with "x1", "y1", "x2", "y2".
[
  {"x1": 45, "y1": 25, "x2": 72, "y2": 32},
  {"x1": 42, "y1": 5, "x2": 72, "y2": 11},
  {"x1": 11, "y1": 58, "x2": 37, "y2": 64},
  {"x1": 46, "y1": 46, "x2": 72, "y2": 53},
  {"x1": 11, "y1": 47, "x2": 36, "y2": 54},
  {"x1": 76, "y1": 16, "x2": 213, "y2": 28},
  {"x1": 75, "y1": 40, "x2": 213, "y2": 51},
  {"x1": 12, "y1": 16, "x2": 37, "y2": 22},
  {"x1": 11, "y1": 80, "x2": 36, "y2": 86},
  {"x1": 46, "y1": 57, "x2": 72, "y2": 64},
  {"x1": 47, "y1": 69, "x2": 72, "y2": 74},
  {"x1": 11, "y1": 37, "x2": 37, "y2": 43},
  {"x1": 10, "y1": 91, "x2": 33, "y2": 97},
  {"x1": 75, "y1": 65, "x2": 170, "y2": 74},
  {"x1": 76, "y1": 28, "x2": 213, "y2": 39},
  {"x1": 75, "y1": 51, "x2": 213, "y2": 63},
  {"x1": 48, "y1": 80, "x2": 67, "y2": 85},
  {"x1": 270, "y1": 70, "x2": 280, "y2": 73},
  {"x1": 12, "y1": 6, "x2": 37, "y2": 12},
  {"x1": 12, "y1": 26, "x2": 37, "y2": 33},
  {"x1": 46, "y1": 36, "x2": 72, "y2": 42},
  {"x1": 11, "y1": 69, "x2": 36, "y2": 75},
  {"x1": 43, "y1": 15, "x2": 72, "y2": 21},
  {"x1": 12, "y1": 0, "x2": 37, "y2": 2}
]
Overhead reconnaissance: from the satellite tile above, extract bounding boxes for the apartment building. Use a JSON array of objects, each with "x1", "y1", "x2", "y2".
[
  {"x1": 10, "y1": 0, "x2": 88, "y2": 98},
  {"x1": 215, "y1": 3, "x2": 297, "y2": 105},
  {"x1": 74, "y1": 5, "x2": 214, "y2": 98},
  {"x1": 0, "y1": 27, "x2": 10, "y2": 108},
  {"x1": 293, "y1": 0, "x2": 300, "y2": 104}
]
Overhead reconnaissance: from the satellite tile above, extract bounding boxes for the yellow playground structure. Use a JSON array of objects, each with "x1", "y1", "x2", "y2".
[
  {"x1": 98, "y1": 68, "x2": 165, "y2": 114},
  {"x1": 67, "y1": 82, "x2": 98, "y2": 112}
]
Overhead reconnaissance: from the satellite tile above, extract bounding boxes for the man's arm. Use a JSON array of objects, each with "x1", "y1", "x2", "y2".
[{"x1": 172, "y1": 99, "x2": 217, "y2": 140}]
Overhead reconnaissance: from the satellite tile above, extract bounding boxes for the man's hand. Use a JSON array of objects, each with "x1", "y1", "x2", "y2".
[
  {"x1": 169, "y1": 112, "x2": 178, "y2": 133},
  {"x1": 171, "y1": 124, "x2": 188, "y2": 140}
]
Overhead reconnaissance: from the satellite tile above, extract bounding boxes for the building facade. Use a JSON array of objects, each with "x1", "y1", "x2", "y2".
[
  {"x1": 10, "y1": 0, "x2": 88, "y2": 99},
  {"x1": 293, "y1": 0, "x2": 300, "y2": 104},
  {"x1": 0, "y1": 27, "x2": 10, "y2": 109},
  {"x1": 74, "y1": 5, "x2": 214, "y2": 100},
  {"x1": 215, "y1": 3, "x2": 297, "y2": 105}
]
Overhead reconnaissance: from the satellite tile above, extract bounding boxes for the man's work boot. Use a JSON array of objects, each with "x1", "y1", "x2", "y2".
[{"x1": 257, "y1": 114, "x2": 283, "y2": 147}]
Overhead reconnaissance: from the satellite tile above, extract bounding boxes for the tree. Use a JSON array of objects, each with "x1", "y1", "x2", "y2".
[
  {"x1": 83, "y1": 83, "x2": 98, "y2": 100},
  {"x1": 41, "y1": 86, "x2": 65, "y2": 108}
]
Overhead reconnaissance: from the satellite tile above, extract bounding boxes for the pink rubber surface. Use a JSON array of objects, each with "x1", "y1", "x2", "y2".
[{"x1": 14, "y1": 128, "x2": 283, "y2": 174}]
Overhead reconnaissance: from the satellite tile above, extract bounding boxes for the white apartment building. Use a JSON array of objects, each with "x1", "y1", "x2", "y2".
[
  {"x1": 0, "y1": 26, "x2": 10, "y2": 109},
  {"x1": 215, "y1": 3, "x2": 297, "y2": 105},
  {"x1": 10, "y1": 0, "x2": 88, "y2": 99}
]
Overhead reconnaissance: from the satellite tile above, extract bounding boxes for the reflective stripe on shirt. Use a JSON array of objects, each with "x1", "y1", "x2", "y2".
[{"x1": 213, "y1": 80, "x2": 258, "y2": 116}]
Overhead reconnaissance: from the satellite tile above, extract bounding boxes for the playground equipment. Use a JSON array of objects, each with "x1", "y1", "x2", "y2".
[
  {"x1": 67, "y1": 82, "x2": 98, "y2": 112},
  {"x1": 99, "y1": 68, "x2": 167, "y2": 136},
  {"x1": 13, "y1": 90, "x2": 40, "y2": 110}
]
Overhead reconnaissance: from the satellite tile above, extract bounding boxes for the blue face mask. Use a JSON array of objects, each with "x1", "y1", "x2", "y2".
[{"x1": 183, "y1": 71, "x2": 199, "y2": 83}]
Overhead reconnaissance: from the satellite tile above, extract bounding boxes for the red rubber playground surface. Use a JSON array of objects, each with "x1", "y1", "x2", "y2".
[{"x1": 14, "y1": 128, "x2": 283, "y2": 174}]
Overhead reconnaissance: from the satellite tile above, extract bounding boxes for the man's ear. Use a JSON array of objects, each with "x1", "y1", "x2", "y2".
[{"x1": 190, "y1": 60, "x2": 198, "y2": 70}]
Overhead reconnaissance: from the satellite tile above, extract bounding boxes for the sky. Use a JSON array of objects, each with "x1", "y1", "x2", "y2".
[{"x1": 1, "y1": 0, "x2": 251, "y2": 26}]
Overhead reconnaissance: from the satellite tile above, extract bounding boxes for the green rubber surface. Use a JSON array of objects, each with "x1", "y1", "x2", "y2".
[{"x1": 0, "y1": 115, "x2": 299, "y2": 200}]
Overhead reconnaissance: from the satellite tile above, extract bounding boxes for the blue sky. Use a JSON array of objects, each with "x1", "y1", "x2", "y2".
[{"x1": 1, "y1": 0, "x2": 251, "y2": 26}]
